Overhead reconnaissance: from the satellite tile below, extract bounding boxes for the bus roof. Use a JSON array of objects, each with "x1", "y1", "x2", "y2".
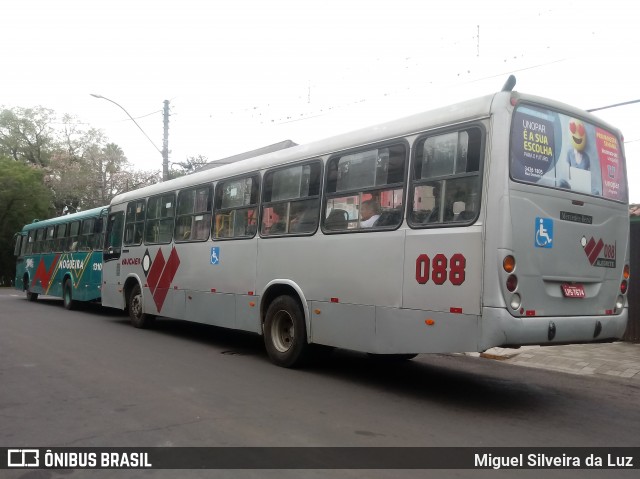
[
  {"x1": 109, "y1": 89, "x2": 624, "y2": 206},
  {"x1": 19, "y1": 206, "x2": 108, "y2": 233}
]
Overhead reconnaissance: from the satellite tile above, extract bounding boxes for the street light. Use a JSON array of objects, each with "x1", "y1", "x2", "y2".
[{"x1": 90, "y1": 93, "x2": 169, "y2": 181}]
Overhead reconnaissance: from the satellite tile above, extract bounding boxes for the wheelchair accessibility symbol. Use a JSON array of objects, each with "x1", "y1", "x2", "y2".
[
  {"x1": 535, "y1": 217, "x2": 553, "y2": 248},
  {"x1": 210, "y1": 247, "x2": 220, "y2": 264}
]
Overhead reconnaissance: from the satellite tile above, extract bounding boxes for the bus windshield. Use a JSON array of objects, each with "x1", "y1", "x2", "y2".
[{"x1": 510, "y1": 104, "x2": 627, "y2": 203}]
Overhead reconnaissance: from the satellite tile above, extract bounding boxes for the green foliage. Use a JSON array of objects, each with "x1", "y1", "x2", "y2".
[
  {"x1": 0, "y1": 106, "x2": 56, "y2": 166},
  {"x1": 0, "y1": 104, "x2": 168, "y2": 285},
  {"x1": 0, "y1": 156, "x2": 53, "y2": 285},
  {"x1": 168, "y1": 154, "x2": 209, "y2": 179}
]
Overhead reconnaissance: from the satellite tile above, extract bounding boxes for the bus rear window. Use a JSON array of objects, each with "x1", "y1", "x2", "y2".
[{"x1": 510, "y1": 104, "x2": 627, "y2": 202}]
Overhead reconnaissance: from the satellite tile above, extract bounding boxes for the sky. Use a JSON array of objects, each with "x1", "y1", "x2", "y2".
[{"x1": 3, "y1": 0, "x2": 639, "y2": 201}]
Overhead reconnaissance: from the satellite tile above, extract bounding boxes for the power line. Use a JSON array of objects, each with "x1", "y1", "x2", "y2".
[{"x1": 587, "y1": 99, "x2": 640, "y2": 113}]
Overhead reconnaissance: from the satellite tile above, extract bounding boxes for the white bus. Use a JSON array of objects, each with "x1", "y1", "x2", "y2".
[{"x1": 101, "y1": 80, "x2": 630, "y2": 367}]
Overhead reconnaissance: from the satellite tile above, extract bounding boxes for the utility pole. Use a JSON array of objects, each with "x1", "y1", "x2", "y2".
[{"x1": 162, "y1": 100, "x2": 170, "y2": 181}]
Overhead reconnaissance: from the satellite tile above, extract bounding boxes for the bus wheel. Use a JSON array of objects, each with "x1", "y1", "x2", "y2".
[
  {"x1": 24, "y1": 275, "x2": 38, "y2": 302},
  {"x1": 264, "y1": 295, "x2": 309, "y2": 368},
  {"x1": 63, "y1": 279, "x2": 76, "y2": 310},
  {"x1": 128, "y1": 283, "x2": 155, "y2": 328}
]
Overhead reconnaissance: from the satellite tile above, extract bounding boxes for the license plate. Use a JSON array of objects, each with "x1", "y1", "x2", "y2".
[{"x1": 561, "y1": 284, "x2": 585, "y2": 298}]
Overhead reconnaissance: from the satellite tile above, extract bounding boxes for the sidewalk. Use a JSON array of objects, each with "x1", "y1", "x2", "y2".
[{"x1": 476, "y1": 342, "x2": 640, "y2": 381}]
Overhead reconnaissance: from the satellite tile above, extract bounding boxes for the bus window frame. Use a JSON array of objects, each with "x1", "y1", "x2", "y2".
[
  {"x1": 508, "y1": 101, "x2": 629, "y2": 204},
  {"x1": 24, "y1": 229, "x2": 35, "y2": 255},
  {"x1": 67, "y1": 221, "x2": 81, "y2": 251},
  {"x1": 213, "y1": 174, "x2": 260, "y2": 241},
  {"x1": 124, "y1": 200, "x2": 146, "y2": 247},
  {"x1": 260, "y1": 159, "x2": 323, "y2": 238},
  {"x1": 14, "y1": 233, "x2": 23, "y2": 257},
  {"x1": 407, "y1": 123, "x2": 485, "y2": 229},
  {"x1": 145, "y1": 193, "x2": 176, "y2": 245},
  {"x1": 45, "y1": 225, "x2": 56, "y2": 252},
  {"x1": 79, "y1": 218, "x2": 95, "y2": 251},
  {"x1": 55, "y1": 223, "x2": 68, "y2": 252},
  {"x1": 104, "y1": 211, "x2": 125, "y2": 262},
  {"x1": 93, "y1": 214, "x2": 107, "y2": 250},
  {"x1": 174, "y1": 183, "x2": 213, "y2": 243},
  {"x1": 322, "y1": 139, "x2": 409, "y2": 234},
  {"x1": 34, "y1": 228, "x2": 45, "y2": 254}
]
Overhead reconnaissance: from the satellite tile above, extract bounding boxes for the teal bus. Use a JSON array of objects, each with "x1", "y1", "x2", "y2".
[{"x1": 14, "y1": 206, "x2": 108, "y2": 309}]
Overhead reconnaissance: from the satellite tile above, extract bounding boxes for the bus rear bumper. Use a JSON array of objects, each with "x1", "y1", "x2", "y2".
[{"x1": 480, "y1": 307, "x2": 628, "y2": 351}]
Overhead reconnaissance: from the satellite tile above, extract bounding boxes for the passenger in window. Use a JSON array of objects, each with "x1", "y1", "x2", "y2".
[
  {"x1": 289, "y1": 201, "x2": 318, "y2": 233},
  {"x1": 360, "y1": 199, "x2": 381, "y2": 228},
  {"x1": 269, "y1": 204, "x2": 287, "y2": 234}
]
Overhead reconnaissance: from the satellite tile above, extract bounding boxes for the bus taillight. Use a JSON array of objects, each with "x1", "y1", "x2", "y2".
[
  {"x1": 503, "y1": 255, "x2": 516, "y2": 273},
  {"x1": 510, "y1": 294, "x2": 522, "y2": 311},
  {"x1": 620, "y1": 280, "x2": 628, "y2": 294},
  {"x1": 623, "y1": 265, "x2": 630, "y2": 280},
  {"x1": 615, "y1": 296, "x2": 625, "y2": 313},
  {"x1": 506, "y1": 275, "x2": 518, "y2": 292}
]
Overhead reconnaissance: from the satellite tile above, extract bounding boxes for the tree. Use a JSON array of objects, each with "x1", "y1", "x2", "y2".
[
  {"x1": 0, "y1": 157, "x2": 53, "y2": 286},
  {"x1": 1, "y1": 105, "x2": 165, "y2": 215},
  {"x1": 169, "y1": 155, "x2": 209, "y2": 179},
  {"x1": 0, "y1": 106, "x2": 56, "y2": 166},
  {"x1": 45, "y1": 114, "x2": 161, "y2": 212}
]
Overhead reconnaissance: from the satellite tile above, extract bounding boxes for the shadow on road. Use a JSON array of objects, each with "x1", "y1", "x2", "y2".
[{"x1": 25, "y1": 295, "x2": 563, "y2": 415}]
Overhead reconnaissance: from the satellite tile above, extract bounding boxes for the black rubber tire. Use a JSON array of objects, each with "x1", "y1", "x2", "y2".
[
  {"x1": 263, "y1": 295, "x2": 310, "y2": 368},
  {"x1": 63, "y1": 279, "x2": 75, "y2": 310},
  {"x1": 128, "y1": 283, "x2": 155, "y2": 328},
  {"x1": 24, "y1": 275, "x2": 38, "y2": 302}
]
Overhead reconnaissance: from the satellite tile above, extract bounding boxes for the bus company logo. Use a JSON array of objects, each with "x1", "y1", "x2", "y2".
[
  {"x1": 60, "y1": 258, "x2": 86, "y2": 270},
  {"x1": 145, "y1": 247, "x2": 181, "y2": 312},
  {"x1": 8, "y1": 449, "x2": 39, "y2": 467},
  {"x1": 31, "y1": 254, "x2": 61, "y2": 290},
  {"x1": 121, "y1": 257, "x2": 142, "y2": 266},
  {"x1": 25, "y1": 258, "x2": 35, "y2": 269},
  {"x1": 582, "y1": 236, "x2": 616, "y2": 268}
]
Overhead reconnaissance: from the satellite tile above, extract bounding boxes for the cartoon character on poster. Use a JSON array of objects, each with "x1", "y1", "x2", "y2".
[
  {"x1": 566, "y1": 119, "x2": 590, "y2": 171},
  {"x1": 565, "y1": 118, "x2": 594, "y2": 194}
]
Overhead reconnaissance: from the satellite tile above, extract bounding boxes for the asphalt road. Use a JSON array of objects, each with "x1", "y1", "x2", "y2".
[{"x1": 1, "y1": 288, "x2": 638, "y2": 479}]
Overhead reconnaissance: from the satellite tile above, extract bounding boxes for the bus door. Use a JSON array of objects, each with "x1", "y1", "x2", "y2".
[{"x1": 102, "y1": 210, "x2": 125, "y2": 309}]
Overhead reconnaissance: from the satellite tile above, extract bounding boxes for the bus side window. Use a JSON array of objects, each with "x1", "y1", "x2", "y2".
[
  {"x1": 409, "y1": 128, "x2": 483, "y2": 227},
  {"x1": 93, "y1": 216, "x2": 106, "y2": 250},
  {"x1": 176, "y1": 185, "x2": 212, "y2": 242},
  {"x1": 124, "y1": 200, "x2": 146, "y2": 246},
  {"x1": 324, "y1": 143, "x2": 406, "y2": 232},
  {"x1": 25, "y1": 230, "x2": 35, "y2": 255},
  {"x1": 34, "y1": 228, "x2": 45, "y2": 254},
  {"x1": 55, "y1": 223, "x2": 67, "y2": 252},
  {"x1": 45, "y1": 225, "x2": 55, "y2": 252},
  {"x1": 261, "y1": 162, "x2": 321, "y2": 237},
  {"x1": 67, "y1": 221, "x2": 80, "y2": 251},
  {"x1": 14, "y1": 234, "x2": 23, "y2": 257},
  {"x1": 146, "y1": 194, "x2": 175, "y2": 244},
  {"x1": 104, "y1": 212, "x2": 124, "y2": 262},
  {"x1": 79, "y1": 218, "x2": 95, "y2": 251},
  {"x1": 214, "y1": 176, "x2": 258, "y2": 239}
]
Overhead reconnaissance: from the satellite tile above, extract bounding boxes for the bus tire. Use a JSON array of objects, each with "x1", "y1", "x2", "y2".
[
  {"x1": 264, "y1": 295, "x2": 309, "y2": 368},
  {"x1": 63, "y1": 279, "x2": 76, "y2": 310},
  {"x1": 128, "y1": 283, "x2": 155, "y2": 328},
  {"x1": 24, "y1": 275, "x2": 38, "y2": 302}
]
